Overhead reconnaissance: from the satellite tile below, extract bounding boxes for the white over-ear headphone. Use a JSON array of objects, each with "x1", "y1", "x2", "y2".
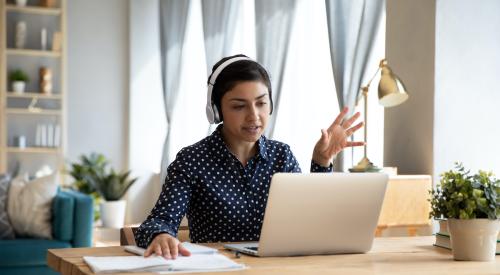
[{"x1": 206, "y1": 56, "x2": 252, "y2": 124}]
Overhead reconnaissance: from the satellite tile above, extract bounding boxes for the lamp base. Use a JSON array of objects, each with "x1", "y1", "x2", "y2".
[{"x1": 349, "y1": 157, "x2": 381, "y2": 173}]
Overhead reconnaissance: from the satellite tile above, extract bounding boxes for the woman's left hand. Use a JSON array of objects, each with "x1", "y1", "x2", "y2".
[{"x1": 312, "y1": 107, "x2": 365, "y2": 167}]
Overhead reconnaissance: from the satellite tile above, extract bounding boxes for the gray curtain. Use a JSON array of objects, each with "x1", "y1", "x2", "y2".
[
  {"x1": 325, "y1": 0, "x2": 384, "y2": 171},
  {"x1": 255, "y1": 0, "x2": 297, "y2": 139},
  {"x1": 201, "y1": 0, "x2": 240, "y2": 74},
  {"x1": 201, "y1": 0, "x2": 241, "y2": 133},
  {"x1": 159, "y1": 0, "x2": 191, "y2": 184}
]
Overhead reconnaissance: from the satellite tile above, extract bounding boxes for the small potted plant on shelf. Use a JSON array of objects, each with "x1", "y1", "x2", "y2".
[
  {"x1": 429, "y1": 162, "x2": 500, "y2": 261},
  {"x1": 9, "y1": 69, "x2": 29, "y2": 94},
  {"x1": 69, "y1": 153, "x2": 137, "y2": 228},
  {"x1": 16, "y1": 0, "x2": 28, "y2": 7}
]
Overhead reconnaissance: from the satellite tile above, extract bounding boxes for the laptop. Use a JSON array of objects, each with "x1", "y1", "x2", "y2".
[{"x1": 223, "y1": 172, "x2": 388, "y2": 257}]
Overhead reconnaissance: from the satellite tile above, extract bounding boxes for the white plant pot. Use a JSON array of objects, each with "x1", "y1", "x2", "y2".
[
  {"x1": 448, "y1": 218, "x2": 500, "y2": 261},
  {"x1": 100, "y1": 200, "x2": 126, "y2": 228},
  {"x1": 16, "y1": 0, "x2": 27, "y2": 7},
  {"x1": 12, "y1": 81, "x2": 26, "y2": 94}
]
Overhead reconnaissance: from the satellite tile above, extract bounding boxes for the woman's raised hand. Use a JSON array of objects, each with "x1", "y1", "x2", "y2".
[{"x1": 312, "y1": 107, "x2": 365, "y2": 167}]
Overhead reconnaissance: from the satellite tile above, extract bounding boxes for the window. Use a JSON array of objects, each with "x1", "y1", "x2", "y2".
[{"x1": 130, "y1": 0, "x2": 386, "y2": 173}]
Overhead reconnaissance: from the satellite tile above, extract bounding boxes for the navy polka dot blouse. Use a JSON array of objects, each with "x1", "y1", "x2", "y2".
[{"x1": 135, "y1": 124, "x2": 333, "y2": 247}]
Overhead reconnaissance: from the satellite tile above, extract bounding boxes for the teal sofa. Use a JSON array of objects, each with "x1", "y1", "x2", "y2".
[{"x1": 0, "y1": 190, "x2": 93, "y2": 275}]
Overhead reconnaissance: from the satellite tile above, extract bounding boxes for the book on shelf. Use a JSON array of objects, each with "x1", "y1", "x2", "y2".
[
  {"x1": 437, "y1": 219, "x2": 448, "y2": 235},
  {"x1": 83, "y1": 242, "x2": 245, "y2": 274}
]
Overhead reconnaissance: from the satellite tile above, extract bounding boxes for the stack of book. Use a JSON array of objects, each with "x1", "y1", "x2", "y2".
[{"x1": 434, "y1": 220, "x2": 500, "y2": 254}]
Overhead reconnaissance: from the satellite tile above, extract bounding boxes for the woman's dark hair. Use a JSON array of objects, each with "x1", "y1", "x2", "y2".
[{"x1": 208, "y1": 54, "x2": 273, "y2": 121}]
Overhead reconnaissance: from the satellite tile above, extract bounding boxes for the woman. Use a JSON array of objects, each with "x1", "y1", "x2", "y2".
[{"x1": 135, "y1": 54, "x2": 364, "y2": 259}]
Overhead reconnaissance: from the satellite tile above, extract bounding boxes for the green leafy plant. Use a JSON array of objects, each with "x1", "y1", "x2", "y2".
[
  {"x1": 68, "y1": 153, "x2": 138, "y2": 220},
  {"x1": 69, "y1": 153, "x2": 108, "y2": 194},
  {"x1": 92, "y1": 169, "x2": 137, "y2": 201},
  {"x1": 68, "y1": 153, "x2": 108, "y2": 221},
  {"x1": 9, "y1": 69, "x2": 29, "y2": 82},
  {"x1": 429, "y1": 162, "x2": 500, "y2": 220}
]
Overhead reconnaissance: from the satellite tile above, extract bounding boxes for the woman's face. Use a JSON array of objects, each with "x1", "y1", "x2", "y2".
[{"x1": 220, "y1": 81, "x2": 271, "y2": 143}]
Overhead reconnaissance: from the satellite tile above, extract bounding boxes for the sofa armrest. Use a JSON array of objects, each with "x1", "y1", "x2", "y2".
[
  {"x1": 63, "y1": 190, "x2": 94, "y2": 247},
  {"x1": 52, "y1": 191, "x2": 75, "y2": 241}
]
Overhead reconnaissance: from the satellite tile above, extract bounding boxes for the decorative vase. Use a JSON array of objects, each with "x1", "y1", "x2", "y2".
[
  {"x1": 39, "y1": 67, "x2": 53, "y2": 94},
  {"x1": 15, "y1": 21, "x2": 27, "y2": 49},
  {"x1": 448, "y1": 218, "x2": 500, "y2": 261},
  {"x1": 100, "y1": 200, "x2": 127, "y2": 228},
  {"x1": 15, "y1": 0, "x2": 27, "y2": 7},
  {"x1": 12, "y1": 81, "x2": 26, "y2": 94}
]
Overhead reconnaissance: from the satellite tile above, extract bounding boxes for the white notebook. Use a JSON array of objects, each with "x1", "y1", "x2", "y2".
[
  {"x1": 124, "y1": 242, "x2": 218, "y2": 256},
  {"x1": 84, "y1": 243, "x2": 245, "y2": 274}
]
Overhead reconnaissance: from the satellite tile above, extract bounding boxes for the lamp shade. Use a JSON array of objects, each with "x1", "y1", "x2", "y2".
[{"x1": 378, "y1": 65, "x2": 408, "y2": 107}]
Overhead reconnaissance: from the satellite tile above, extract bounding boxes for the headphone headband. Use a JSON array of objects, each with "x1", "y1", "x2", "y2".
[{"x1": 206, "y1": 56, "x2": 252, "y2": 124}]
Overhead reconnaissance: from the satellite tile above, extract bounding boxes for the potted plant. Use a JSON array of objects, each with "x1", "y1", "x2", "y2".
[
  {"x1": 429, "y1": 162, "x2": 500, "y2": 261},
  {"x1": 93, "y1": 169, "x2": 137, "y2": 228},
  {"x1": 9, "y1": 69, "x2": 29, "y2": 94},
  {"x1": 68, "y1": 153, "x2": 137, "y2": 228}
]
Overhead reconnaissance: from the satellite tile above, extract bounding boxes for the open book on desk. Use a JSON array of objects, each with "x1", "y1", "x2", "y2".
[
  {"x1": 124, "y1": 242, "x2": 219, "y2": 256},
  {"x1": 84, "y1": 242, "x2": 245, "y2": 274}
]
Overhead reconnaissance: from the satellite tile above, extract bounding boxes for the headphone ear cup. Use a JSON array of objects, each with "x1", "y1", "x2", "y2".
[
  {"x1": 269, "y1": 95, "x2": 274, "y2": 114},
  {"x1": 206, "y1": 85, "x2": 216, "y2": 124},
  {"x1": 206, "y1": 104, "x2": 215, "y2": 124},
  {"x1": 213, "y1": 104, "x2": 221, "y2": 123}
]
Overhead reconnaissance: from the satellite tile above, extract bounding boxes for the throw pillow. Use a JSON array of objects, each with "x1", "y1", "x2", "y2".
[
  {"x1": 0, "y1": 174, "x2": 15, "y2": 239},
  {"x1": 7, "y1": 173, "x2": 59, "y2": 239}
]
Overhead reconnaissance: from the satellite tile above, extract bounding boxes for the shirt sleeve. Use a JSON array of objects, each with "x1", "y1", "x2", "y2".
[
  {"x1": 283, "y1": 145, "x2": 302, "y2": 173},
  {"x1": 134, "y1": 149, "x2": 192, "y2": 248},
  {"x1": 310, "y1": 160, "x2": 333, "y2": 173}
]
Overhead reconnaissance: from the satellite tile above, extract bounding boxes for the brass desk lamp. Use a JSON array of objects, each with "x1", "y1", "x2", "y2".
[{"x1": 349, "y1": 59, "x2": 409, "y2": 172}]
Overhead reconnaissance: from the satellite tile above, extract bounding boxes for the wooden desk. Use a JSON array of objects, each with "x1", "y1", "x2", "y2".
[{"x1": 47, "y1": 237, "x2": 499, "y2": 275}]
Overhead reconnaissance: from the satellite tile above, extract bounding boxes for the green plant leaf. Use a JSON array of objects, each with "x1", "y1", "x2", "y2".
[{"x1": 429, "y1": 163, "x2": 500, "y2": 220}]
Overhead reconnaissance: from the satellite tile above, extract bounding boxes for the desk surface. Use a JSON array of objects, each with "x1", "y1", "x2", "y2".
[{"x1": 48, "y1": 236, "x2": 499, "y2": 275}]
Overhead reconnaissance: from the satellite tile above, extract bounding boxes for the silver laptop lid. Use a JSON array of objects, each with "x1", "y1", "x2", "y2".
[{"x1": 258, "y1": 173, "x2": 388, "y2": 257}]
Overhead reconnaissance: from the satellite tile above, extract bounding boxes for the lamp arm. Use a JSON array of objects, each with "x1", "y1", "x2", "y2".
[
  {"x1": 359, "y1": 59, "x2": 385, "y2": 158},
  {"x1": 365, "y1": 64, "x2": 383, "y2": 90}
]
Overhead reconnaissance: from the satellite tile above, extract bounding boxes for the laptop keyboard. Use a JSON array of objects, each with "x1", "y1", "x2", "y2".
[{"x1": 245, "y1": 246, "x2": 258, "y2": 251}]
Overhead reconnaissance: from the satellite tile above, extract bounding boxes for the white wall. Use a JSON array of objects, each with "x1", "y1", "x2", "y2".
[
  {"x1": 67, "y1": 0, "x2": 129, "y2": 171},
  {"x1": 385, "y1": 0, "x2": 435, "y2": 176},
  {"x1": 434, "y1": 0, "x2": 500, "y2": 176},
  {"x1": 386, "y1": 0, "x2": 500, "y2": 181}
]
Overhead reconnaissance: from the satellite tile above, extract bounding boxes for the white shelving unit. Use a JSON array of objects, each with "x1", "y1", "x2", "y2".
[{"x1": 0, "y1": 0, "x2": 66, "y2": 176}]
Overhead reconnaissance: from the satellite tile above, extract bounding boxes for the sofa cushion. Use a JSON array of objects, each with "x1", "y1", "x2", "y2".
[
  {"x1": 0, "y1": 239, "x2": 71, "y2": 267},
  {"x1": 52, "y1": 190, "x2": 75, "y2": 241},
  {"x1": 0, "y1": 174, "x2": 15, "y2": 239},
  {"x1": 7, "y1": 174, "x2": 59, "y2": 239},
  {"x1": 65, "y1": 190, "x2": 94, "y2": 247}
]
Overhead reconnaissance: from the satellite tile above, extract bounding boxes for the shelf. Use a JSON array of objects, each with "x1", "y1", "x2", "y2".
[
  {"x1": 6, "y1": 92, "x2": 62, "y2": 100},
  {"x1": 0, "y1": 0, "x2": 66, "y2": 174},
  {"x1": 6, "y1": 108, "x2": 61, "y2": 116},
  {"x1": 6, "y1": 147, "x2": 61, "y2": 154},
  {"x1": 6, "y1": 48, "x2": 61, "y2": 57},
  {"x1": 5, "y1": 4, "x2": 61, "y2": 16}
]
